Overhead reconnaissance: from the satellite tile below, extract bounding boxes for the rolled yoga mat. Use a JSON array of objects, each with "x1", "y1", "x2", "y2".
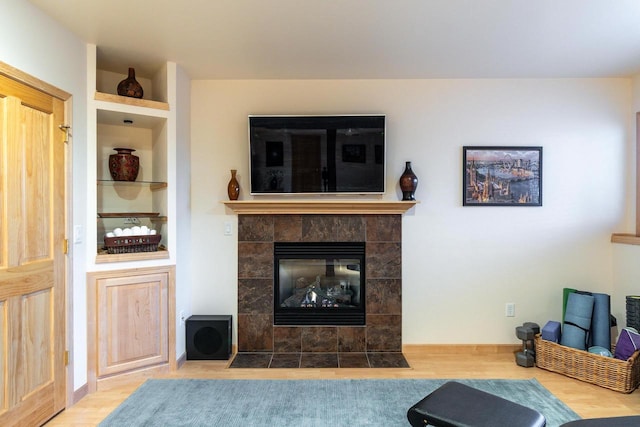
[
  {"x1": 589, "y1": 293, "x2": 611, "y2": 351},
  {"x1": 562, "y1": 288, "x2": 577, "y2": 323},
  {"x1": 560, "y1": 292, "x2": 594, "y2": 350},
  {"x1": 626, "y1": 296, "x2": 640, "y2": 331}
]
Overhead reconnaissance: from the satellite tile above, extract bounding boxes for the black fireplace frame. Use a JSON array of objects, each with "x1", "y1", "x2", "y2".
[{"x1": 273, "y1": 242, "x2": 366, "y2": 326}]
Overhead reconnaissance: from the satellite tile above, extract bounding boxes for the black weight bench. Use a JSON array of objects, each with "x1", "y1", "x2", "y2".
[{"x1": 407, "y1": 381, "x2": 546, "y2": 427}]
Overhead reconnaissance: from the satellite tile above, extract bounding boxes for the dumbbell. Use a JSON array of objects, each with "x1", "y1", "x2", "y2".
[
  {"x1": 522, "y1": 322, "x2": 540, "y2": 354},
  {"x1": 515, "y1": 322, "x2": 540, "y2": 368}
]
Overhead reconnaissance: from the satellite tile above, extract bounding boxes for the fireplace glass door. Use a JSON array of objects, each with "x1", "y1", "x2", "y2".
[{"x1": 274, "y1": 242, "x2": 365, "y2": 325}]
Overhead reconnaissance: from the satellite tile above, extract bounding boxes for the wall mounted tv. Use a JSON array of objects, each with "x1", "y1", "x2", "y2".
[{"x1": 249, "y1": 115, "x2": 386, "y2": 195}]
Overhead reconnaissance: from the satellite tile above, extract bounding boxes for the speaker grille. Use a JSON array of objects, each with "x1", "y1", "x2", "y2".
[
  {"x1": 186, "y1": 315, "x2": 232, "y2": 360},
  {"x1": 194, "y1": 327, "x2": 223, "y2": 354}
]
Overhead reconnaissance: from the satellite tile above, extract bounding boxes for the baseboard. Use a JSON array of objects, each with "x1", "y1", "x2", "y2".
[
  {"x1": 403, "y1": 343, "x2": 520, "y2": 354},
  {"x1": 71, "y1": 383, "x2": 88, "y2": 406},
  {"x1": 176, "y1": 352, "x2": 186, "y2": 369},
  {"x1": 96, "y1": 363, "x2": 171, "y2": 392}
]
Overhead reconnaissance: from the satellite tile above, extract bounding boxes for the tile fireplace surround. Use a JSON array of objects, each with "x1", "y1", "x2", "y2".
[{"x1": 236, "y1": 212, "x2": 404, "y2": 359}]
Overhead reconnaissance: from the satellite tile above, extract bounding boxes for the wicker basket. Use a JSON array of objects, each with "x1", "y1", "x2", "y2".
[
  {"x1": 534, "y1": 334, "x2": 640, "y2": 393},
  {"x1": 104, "y1": 234, "x2": 161, "y2": 254}
]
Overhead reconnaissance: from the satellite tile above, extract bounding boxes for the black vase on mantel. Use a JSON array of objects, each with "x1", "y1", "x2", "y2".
[
  {"x1": 399, "y1": 161, "x2": 418, "y2": 201},
  {"x1": 117, "y1": 67, "x2": 144, "y2": 99}
]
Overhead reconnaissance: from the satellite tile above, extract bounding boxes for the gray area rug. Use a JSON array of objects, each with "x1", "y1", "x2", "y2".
[{"x1": 99, "y1": 378, "x2": 580, "y2": 427}]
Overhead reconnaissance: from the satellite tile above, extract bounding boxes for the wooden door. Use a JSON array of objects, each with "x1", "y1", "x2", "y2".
[{"x1": 0, "y1": 73, "x2": 66, "y2": 426}]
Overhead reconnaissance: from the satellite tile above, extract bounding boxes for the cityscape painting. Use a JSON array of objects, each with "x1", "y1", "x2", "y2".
[{"x1": 463, "y1": 146, "x2": 542, "y2": 206}]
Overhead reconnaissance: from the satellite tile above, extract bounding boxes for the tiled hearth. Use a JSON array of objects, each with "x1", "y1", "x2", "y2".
[
  {"x1": 231, "y1": 213, "x2": 407, "y2": 368},
  {"x1": 230, "y1": 352, "x2": 409, "y2": 368}
]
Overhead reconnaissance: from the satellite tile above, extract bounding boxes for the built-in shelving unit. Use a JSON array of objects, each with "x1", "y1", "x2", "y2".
[
  {"x1": 86, "y1": 44, "x2": 178, "y2": 391},
  {"x1": 93, "y1": 64, "x2": 171, "y2": 262}
]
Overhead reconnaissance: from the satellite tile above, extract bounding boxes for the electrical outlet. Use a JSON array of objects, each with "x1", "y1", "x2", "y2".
[
  {"x1": 123, "y1": 217, "x2": 140, "y2": 224},
  {"x1": 505, "y1": 303, "x2": 516, "y2": 317}
]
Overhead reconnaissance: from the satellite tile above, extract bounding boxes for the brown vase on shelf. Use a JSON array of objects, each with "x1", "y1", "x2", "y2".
[
  {"x1": 399, "y1": 161, "x2": 418, "y2": 201},
  {"x1": 227, "y1": 169, "x2": 240, "y2": 200},
  {"x1": 109, "y1": 148, "x2": 139, "y2": 181},
  {"x1": 117, "y1": 67, "x2": 144, "y2": 99}
]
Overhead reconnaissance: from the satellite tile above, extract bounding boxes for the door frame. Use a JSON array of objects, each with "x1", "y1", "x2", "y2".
[{"x1": 0, "y1": 61, "x2": 74, "y2": 407}]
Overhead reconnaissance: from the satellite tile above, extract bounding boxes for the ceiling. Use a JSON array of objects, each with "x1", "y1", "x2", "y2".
[{"x1": 28, "y1": 0, "x2": 640, "y2": 80}]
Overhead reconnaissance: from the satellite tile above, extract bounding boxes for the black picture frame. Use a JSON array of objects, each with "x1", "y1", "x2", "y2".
[
  {"x1": 463, "y1": 146, "x2": 542, "y2": 206},
  {"x1": 266, "y1": 141, "x2": 283, "y2": 167},
  {"x1": 342, "y1": 144, "x2": 366, "y2": 163}
]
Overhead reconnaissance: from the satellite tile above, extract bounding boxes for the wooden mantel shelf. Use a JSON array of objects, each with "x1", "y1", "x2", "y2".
[
  {"x1": 611, "y1": 233, "x2": 640, "y2": 246},
  {"x1": 222, "y1": 200, "x2": 418, "y2": 215}
]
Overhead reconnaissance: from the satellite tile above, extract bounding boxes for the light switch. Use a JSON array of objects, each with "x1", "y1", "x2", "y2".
[
  {"x1": 73, "y1": 225, "x2": 83, "y2": 244},
  {"x1": 224, "y1": 221, "x2": 232, "y2": 236}
]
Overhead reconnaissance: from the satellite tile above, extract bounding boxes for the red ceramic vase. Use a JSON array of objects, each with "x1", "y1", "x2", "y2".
[
  {"x1": 227, "y1": 169, "x2": 240, "y2": 200},
  {"x1": 109, "y1": 148, "x2": 140, "y2": 181}
]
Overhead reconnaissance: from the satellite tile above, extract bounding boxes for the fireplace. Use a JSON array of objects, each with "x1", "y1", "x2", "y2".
[
  {"x1": 274, "y1": 242, "x2": 365, "y2": 326},
  {"x1": 236, "y1": 214, "x2": 403, "y2": 354}
]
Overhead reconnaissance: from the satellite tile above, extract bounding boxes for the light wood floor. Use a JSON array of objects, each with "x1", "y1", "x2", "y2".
[{"x1": 46, "y1": 348, "x2": 639, "y2": 426}]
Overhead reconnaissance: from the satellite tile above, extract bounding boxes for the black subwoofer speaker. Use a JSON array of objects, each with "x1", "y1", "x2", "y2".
[{"x1": 186, "y1": 315, "x2": 232, "y2": 360}]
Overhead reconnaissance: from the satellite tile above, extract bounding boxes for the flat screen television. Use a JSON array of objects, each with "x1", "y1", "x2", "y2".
[{"x1": 249, "y1": 115, "x2": 386, "y2": 195}]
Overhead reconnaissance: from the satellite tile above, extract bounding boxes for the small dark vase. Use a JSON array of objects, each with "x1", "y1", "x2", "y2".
[
  {"x1": 399, "y1": 161, "x2": 418, "y2": 201},
  {"x1": 117, "y1": 67, "x2": 144, "y2": 99},
  {"x1": 109, "y1": 148, "x2": 139, "y2": 181},
  {"x1": 227, "y1": 169, "x2": 240, "y2": 200}
]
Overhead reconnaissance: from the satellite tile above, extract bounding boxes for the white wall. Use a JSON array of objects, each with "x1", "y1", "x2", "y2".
[
  {"x1": 1, "y1": 0, "x2": 88, "y2": 389},
  {"x1": 611, "y1": 74, "x2": 640, "y2": 328},
  {"x1": 191, "y1": 78, "x2": 631, "y2": 344},
  {"x1": 175, "y1": 64, "x2": 192, "y2": 357}
]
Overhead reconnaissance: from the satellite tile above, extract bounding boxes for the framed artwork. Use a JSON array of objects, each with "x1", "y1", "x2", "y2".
[
  {"x1": 266, "y1": 141, "x2": 283, "y2": 167},
  {"x1": 342, "y1": 144, "x2": 366, "y2": 163},
  {"x1": 463, "y1": 146, "x2": 542, "y2": 206}
]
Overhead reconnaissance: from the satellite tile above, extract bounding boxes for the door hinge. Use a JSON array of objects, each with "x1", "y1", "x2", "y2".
[
  {"x1": 63, "y1": 239, "x2": 69, "y2": 254},
  {"x1": 64, "y1": 351, "x2": 69, "y2": 366}
]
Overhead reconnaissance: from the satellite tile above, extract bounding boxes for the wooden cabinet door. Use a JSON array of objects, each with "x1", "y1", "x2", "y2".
[
  {"x1": 0, "y1": 73, "x2": 66, "y2": 426},
  {"x1": 96, "y1": 272, "x2": 169, "y2": 376},
  {"x1": 87, "y1": 266, "x2": 175, "y2": 390}
]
